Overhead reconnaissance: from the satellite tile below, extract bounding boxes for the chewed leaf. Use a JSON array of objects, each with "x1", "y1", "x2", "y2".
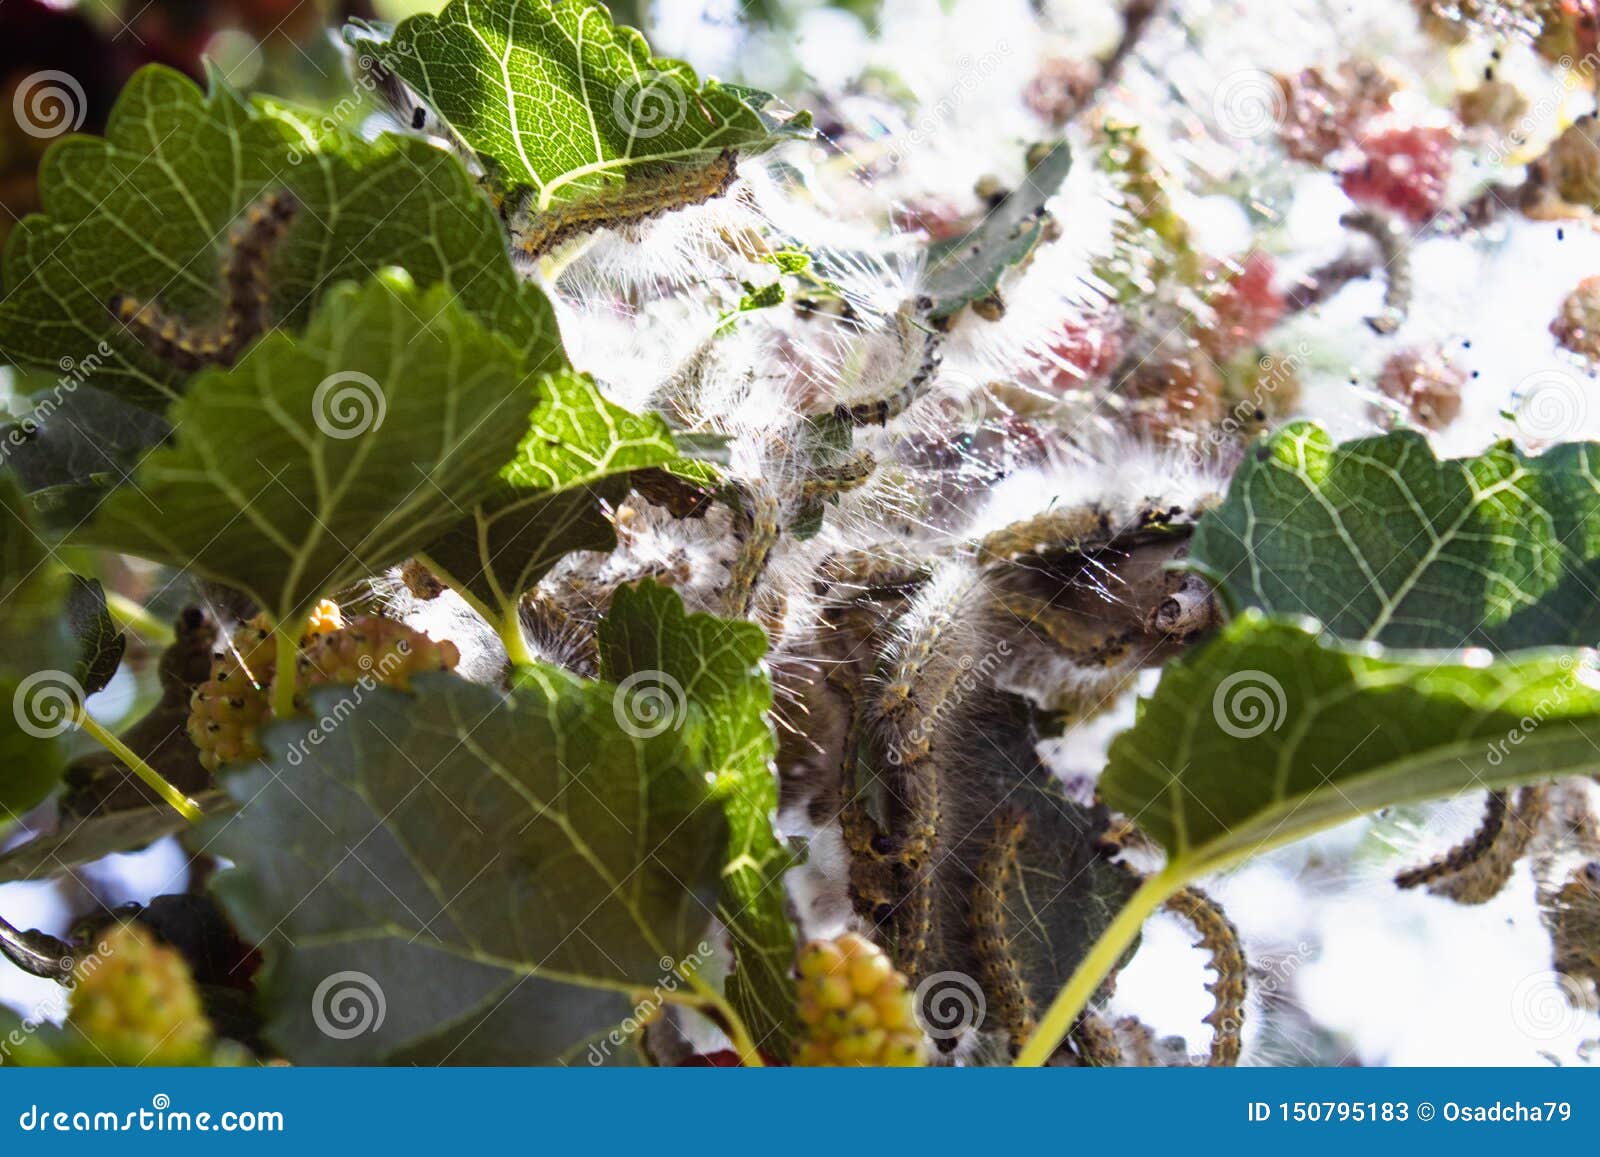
[
  {"x1": 77, "y1": 274, "x2": 539, "y2": 627},
  {"x1": 921, "y1": 141, "x2": 1072, "y2": 321},
  {"x1": 203, "y1": 670, "x2": 726, "y2": 1064},
  {"x1": 423, "y1": 368, "x2": 681, "y2": 618},
  {"x1": 598, "y1": 581, "x2": 798, "y2": 1058},
  {"x1": 1189, "y1": 422, "x2": 1600, "y2": 650},
  {"x1": 364, "y1": 0, "x2": 810, "y2": 218},
  {"x1": 1101, "y1": 613, "x2": 1600, "y2": 875},
  {"x1": 0, "y1": 65, "x2": 562, "y2": 410}
]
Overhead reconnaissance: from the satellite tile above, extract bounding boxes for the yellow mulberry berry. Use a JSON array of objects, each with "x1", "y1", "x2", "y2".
[
  {"x1": 67, "y1": 925, "x2": 213, "y2": 1066},
  {"x1": 290, "y1": 615, "x2": 460, "y2": 694},
  {"x1": 187, "y1": 601, "x2": 400, "y2": 771},
  {"x1": 793, "y1": 933, "x2": 924, "y2": 1066}
]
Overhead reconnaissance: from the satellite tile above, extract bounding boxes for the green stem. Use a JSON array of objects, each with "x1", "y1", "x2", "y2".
[
  {"x1": 499, "y1": 604, "x2": 536, "y2": 669},
  {"x1": 271, "y1": 625, "x2": 300, "y2": 718},
  {"x1": 675, "y1": 971, "x2": 765, "y2": 1067},
  {"x1": 103, "y1": 591, "x2": 172, "y2": 643},
  {"x1": 1013, "y1": 866, "x2": 1183, "y2": 1067},
  {"x1": 75, "y1": 709, "x2": 202, "y2": 822}
]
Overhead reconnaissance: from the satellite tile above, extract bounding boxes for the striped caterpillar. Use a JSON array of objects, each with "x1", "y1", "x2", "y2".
[
  {"x1": 720, "y1": 480, "x2": 783, "y2": 619},
  {"x1": 512, "y1": 151, "x2": 739, "y2": 260},
  {"x1": 971, "y1": 810, "x2": 1037, "y2": 1056},
  {"x1": 800, "y1": 450, "x2": 877, "y2": 506},
  {"x1": 1339, "y1": 208, "x2": 1410, "y2": 335},
  {"x1": 109, "y1": 190, "x2": 298, "y2": 371},
  {"x1": 830, "y1": 311, "x2": 943, "y2": 427},
  {"x1": 1546, "y1": 862, "x2": 1600, "y2": 1002},
  {"x1": 1163, "y1": 886, "x2": 1246, "y2": 1066},
  {"x1": 1394, "y1": 786, "x2": 1549, "y2": 904}
]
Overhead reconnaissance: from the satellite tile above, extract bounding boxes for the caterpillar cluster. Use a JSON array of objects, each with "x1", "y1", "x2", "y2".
[{"x1": 109, "y1": 190, "x2": 298, "y2": 371}]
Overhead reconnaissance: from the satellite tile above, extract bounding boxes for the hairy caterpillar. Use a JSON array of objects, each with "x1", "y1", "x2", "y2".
[
  {"x1": 971, "y1": 810, "x2": 1037, "y2": 1055},
  {"x1": 1339, "y1": 208, "x2": 1410, "y2": 335},
  {"x1": 801, "y1": 450, "x2": 877, "y2": 506},
  {"x1": 827, "y1": 308, "x2": 944, "y2": 427},
  {"x1": 512, "y1": 151, "x2": 739, "y2": 260},
  {"x1": 1163, "y1": 886, "x2": 1246, "y2": 1066},
  {"x1": 720, "y1": 481, "x2": 783, "y2": 618},
  {"x1": 977, "y1": 506, "x2": 1116, "y2": 565},
  {"x1": 109, "y1": 190, "x2": 298, "y2": 371},
  {"x1": 817, "y1": 546, "x2": 933, "y2": 596},
  {"x1": 1546, "y1": 862, "x2": 1600, "y2": 1001},
  {"x1": 1394, "y1": 786, "x2": 1548, "y2": 904},
  {"x1": 1068, "y1": 1012, "x2": 1123, "y2": 1067}
]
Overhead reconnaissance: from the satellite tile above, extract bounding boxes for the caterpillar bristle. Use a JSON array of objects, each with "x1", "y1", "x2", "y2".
[
  {"x1": 721, "y1": 481, "x2": 783, "y2": 618},
  {"x1": 1395, "y1": 786, "x2": 1548, "y2": 904},
  {"x1": 801, "y1": 450, "x2": 878, "y2": 506},
  {"x1": 972, "y1": 809, "x2": 1036, "y2": 1056},
  {"x1": 513, "y1": 150, "x2": 740, "y2": 260},
  {"x1": 1163, "y1": 885, "x2": 1246, "y2": 1067},
  {"x1": 110, "y1": 189, "x2": 297, "y2": 371}
]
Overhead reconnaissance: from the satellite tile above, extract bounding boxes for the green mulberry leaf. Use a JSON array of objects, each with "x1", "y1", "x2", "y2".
[
  {"x1": 1101, "y1": 613, "x2": 1600, "y2": 876},
  {"x1": 203, "y1": 669, "x2": 726, "y2": 1064},
  {"x1": 0, "y1": 64, "x2": 562, "y2": 411},
  {"x1": 1189, "y1": 422, "x2": 1600, "y2": 650},
  {"x1": 597, "y1": 581, "x2": 798, "y2": 1059},
  {"x1": 421, "y1": 368, "x2": 681, "y2": 621},
  {"x1": 76, "y1": 274, "x2": 540, "y2": 629},
  {"x1": 64, "y1": 575, "x2": 125, "y2": 698},
  {"x1": 362, "y1": 0, "x2": 810, "y2": 225},
  {"x1": 0, "y1": 472, "x2": 71, "y2": 827}
]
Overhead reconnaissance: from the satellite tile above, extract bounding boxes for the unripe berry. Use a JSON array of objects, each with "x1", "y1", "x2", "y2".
[
  {"x1": 1374, "y1": 346, "x2": 1466, "y2": 431},
  {"x1": 1552, "y1": 275, "x2": 1600, "y2": 363},
  {"x1": 793, "y1": 933, "x2": 925, "y2": 1066},
  {"x1": 189, "y1": 606, "x2": 457, "y2": 770},
  {"x1": 291, "y1": 615, "x2": 461, "y2": 693},
  {"x1": 68, "y1": 925, "x2": 213, "y2": 1066}
]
